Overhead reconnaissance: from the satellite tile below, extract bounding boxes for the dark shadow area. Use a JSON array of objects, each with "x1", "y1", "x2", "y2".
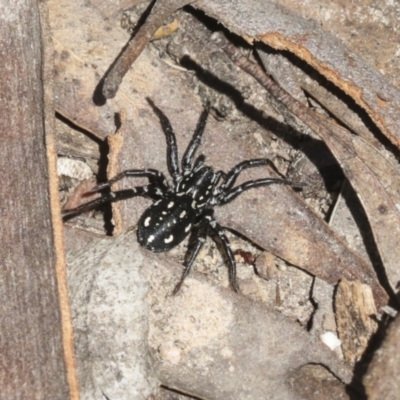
[
  {"x1": 114, "y1": 111, "x2": 122, "y2": 131},
  {"x1": 56, "y1": 112, "x2": 104, "y2": 144},
  {"x1": 58, "y1": 112, "x2": 113, "y2": 234},
  {"x1": 92, "y1": 75, "x2": 108, "y2": 106},
  {"x1": 179, "y1": 56, "x2": 343, "y2": 200},
  {"x1": 100, "y1": 136, "x2": 113, "y2": 235},
  {"x1": 288, "y1": 363, "x2": 365, "y2": 400},
  {"x1": 306, "y1": 281, "x2": 319, "y2": 333},
  {"x1": 288, "y1": 137, "x2": 345, "y2": 210},
  {"x1": 341, "y1": 181, "x2": 397, "y2": 303},
  {"x1": 56, "y1": 112, "x2": 109, "y2": 187},
  {"x1": 160, "y1": 385, "x2": 202, "y2": 400},
  {"x1": 180, "y1": 55, "x2": 305, "y2": 149}
]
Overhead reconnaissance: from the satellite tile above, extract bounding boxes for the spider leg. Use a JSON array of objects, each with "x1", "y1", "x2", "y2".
[
  {"x1": 172, "y1": 223, "x2": 208, "y2": 295},
  {"x1": 219, "y1": 159, "x2": 274, "y2": 192},
  {"x1": 206, "y1": 215, "x2": 240, "y2": 293},
  {"x1": 62, "y1": 185, "x2": 160, "y2": 218},
  {"x1": 93, "y1": 169, "x2": 169, "y2": 191},
  {"x1": 218, "y1": 177, "x2": 306, "y2": 206},
  {"x1": 146, "y1": 98, "x2": 180, "y2": 183},
  {"x1": 181, "y1": 103, "x2": 210, "y2": 174},
  {"x1": 212, "y1": 170, "x2": 225, "y2": 186}
]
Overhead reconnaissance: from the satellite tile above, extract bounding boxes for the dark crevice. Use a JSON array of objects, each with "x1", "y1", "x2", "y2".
[
  {"x1": 55, "y1": 112, "x2": 103, "y2": 144},
  {"x1": 340, "y1": 180, "x2": 397, "y2": 303}
]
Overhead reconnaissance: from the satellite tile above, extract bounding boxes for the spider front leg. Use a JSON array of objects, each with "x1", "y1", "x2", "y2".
[
  {"x1": 218, "y1": 177, "x2": 306, "y2": 206},
  {"x1": 181, "y1": 103, "x2": 210, "y2": 174},
  {"x1": 212, "y1": 158, "x2": 305, "y2": 205},
  {"x1": 146, "y1": 98, "x2": 181, "y2": 184},
  {"x1": 219, "y1": 159, "x2": 277, "y2": 192}
]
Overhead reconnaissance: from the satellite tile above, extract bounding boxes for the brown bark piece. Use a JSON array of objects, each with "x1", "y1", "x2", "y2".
[
  {"x1": 106, "y1": 114, "x2": 127, "y2": 236},
  {"x1": 0, "y1": 1, "x2": 77, "y2": 399},
  {"x1": 196, "y1": 0, "x2": 400, "y2": 148},
  {"x1": 255, "y1": 251, "x2": 278, "y2": 281},
  {"x1": 257, "y1": 48, "x2": 380, "y2": 147},
  {"x1": 335, "y1": 279, "x2": 378, "y2": 365},
  {"x1": 41, "y1": 4, "x2": 81, "y2": 398},
  {"x1": 272, "y1": 0, "x2": 400, "y2": 86}
]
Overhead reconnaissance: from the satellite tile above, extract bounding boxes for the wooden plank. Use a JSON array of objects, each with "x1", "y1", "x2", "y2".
[{"x1": 0, "y1": 1, "x2": 76, "y2": 398}]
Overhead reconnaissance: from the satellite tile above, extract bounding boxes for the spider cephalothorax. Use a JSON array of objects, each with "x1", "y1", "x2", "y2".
[{"x1": 63, "y1": 98, "x2": 304, "y2": 293}]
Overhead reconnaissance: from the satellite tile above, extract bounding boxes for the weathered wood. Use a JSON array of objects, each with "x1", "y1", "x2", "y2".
[{"x1": 0, "y1": 1, "x2": 74, "y2": 398}]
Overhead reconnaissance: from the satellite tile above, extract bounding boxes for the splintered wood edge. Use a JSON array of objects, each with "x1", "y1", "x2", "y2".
[
  {"x1": 107, "y1": 109, "x2": 127, "y2": 236},
  {"x1": 40, "y1": 1, "x2": 81, "y2": 398},
  {"x1": 256, "y1": 32, "x2": 393, "y2": 145},
  {"x1": 335, "y1": 279, "x2": 378, "y2": 365}
]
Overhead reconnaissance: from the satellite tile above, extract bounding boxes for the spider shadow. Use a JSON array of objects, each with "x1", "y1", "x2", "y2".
[{"x1": 179, "y1": 55, "x2": 341, "y2": 189}]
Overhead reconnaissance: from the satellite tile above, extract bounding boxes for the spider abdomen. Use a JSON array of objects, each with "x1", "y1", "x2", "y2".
[{"x1": 137, "y1": 194, "x2": 198, "y2": 252}]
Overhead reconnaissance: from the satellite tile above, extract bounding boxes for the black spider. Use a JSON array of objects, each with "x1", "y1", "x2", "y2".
[{"x1": 63, "y1": 98, "x2": 304, "y2": 294}]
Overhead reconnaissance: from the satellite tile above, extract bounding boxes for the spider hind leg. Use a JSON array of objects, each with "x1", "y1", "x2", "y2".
[
  {"x1": 207, "y1": 216, "x2": 240, "y2": 293},
  {"x1": 173, "y1": 212, "x2": 240, "y2": 294},
  {"x1": 173, "y1": 223, "x2": 208, "y2": 295}
]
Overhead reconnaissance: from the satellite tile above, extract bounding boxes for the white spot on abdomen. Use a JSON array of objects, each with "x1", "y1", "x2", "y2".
[
  {"x1": 164, "y1": 235, "x2": 174, "y2": 244},
  {"x1": 144, "y1": 217, "x2": 151, "y2": 227},
  {"x1": 168, "y1": 201, "x2": 174, "y2": 208},
  {"x1": 148, "y1": 235, "x2": 155, "y2": 243},
  {"x1": 185, "y1": 224, "x2": 192, "y2": 232},
  {"x1": 180, "y1": 210, "x2": 186, "y2": 218}
]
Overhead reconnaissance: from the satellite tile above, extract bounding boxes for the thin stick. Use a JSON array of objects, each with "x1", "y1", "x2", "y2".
[{"x1": 103, "y1": 0, "x2": 192, "y2": 99}]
